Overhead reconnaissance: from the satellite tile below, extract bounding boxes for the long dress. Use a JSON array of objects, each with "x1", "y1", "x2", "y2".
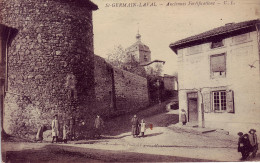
[
  {"x1": 140, "y1": 122, "x2": 146, "y2": 133},
  {"x1": 181, "y1": 113, "x2": 187, "y2": 123},
  {"x1": 131, "y1": 117, "x2": 139, "y2": 135},
  {"x1": 63, "y1": 124, "x2": 69, "y2": 140},
  {"x1": 94, "y1": 117, "x2": 104, "y2": 136},
  {"x1": 52, "y1": 119, "x2": 59, "y2": 137}
]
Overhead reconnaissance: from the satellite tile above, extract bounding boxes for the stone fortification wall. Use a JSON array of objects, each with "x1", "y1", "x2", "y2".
[
  {"x1": 0, "y1": 0, "x2": 97, "y2": 137},
  {"x1": 94, "y1": 55, "x2": 114, "y2": 116},
  {"x1": 113, "y1": 68, "x2": 149, "y2": 112},
  {"x1": 94, "y1": 56, "x2": 149, "y2": 117}
]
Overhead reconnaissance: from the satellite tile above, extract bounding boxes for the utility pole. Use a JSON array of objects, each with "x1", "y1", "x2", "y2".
[{"x1": 198, "y1": 88, "x2": 205, "y2": 128}]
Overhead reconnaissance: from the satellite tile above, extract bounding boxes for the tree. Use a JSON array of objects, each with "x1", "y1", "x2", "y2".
[
  {"x1": 154, "y1": 63, "x2": 163, "y2": 76},
  {"x1": 105, "y1": 45, "x2": 146, "y2": 77},
  {"x1": 146, "y1": 63, "x2": 163, "y2": 76},
  {"x1": 106, "y1": 45, "x2": 126, "y2": 68}
]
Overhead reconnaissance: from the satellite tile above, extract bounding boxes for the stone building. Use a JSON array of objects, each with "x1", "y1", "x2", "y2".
[
  {"x1": 0, "y1": 0, "x2": 98, "y2": 137},
  {"x1": 125, "y1": 32, "x2": 151, "y2": 65},
  {"x1": 170, "y1": 19, "x2": 260, "y2": 135},
  {"x1": 123, "y1": 33, "x2": 150, "y2": 77},
  {"x1": 163, "y1": 74, "x2": 178, "y2": 91}
]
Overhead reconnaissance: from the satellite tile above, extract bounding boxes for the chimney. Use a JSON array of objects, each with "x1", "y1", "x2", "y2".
[{"x1": 225, "y1": 22, "x2": 235, "y2": 26}]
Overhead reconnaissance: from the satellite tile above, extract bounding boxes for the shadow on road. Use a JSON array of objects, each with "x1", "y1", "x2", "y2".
[
  {"x1": 74, "y1": 140, "x2": 109, "y2": 145},
  {"x1": 245, "y1": 152, "x2": 260, "y2": 161},
  {"x1": 103, "y1": 100, "x2": 179, "y2": 137},
  {"x1": 145, "y1": 113, "x2": 179, "y2": 127},
  {"x1": 2, "y1": 143, "x2": 216, "y2": 162}
]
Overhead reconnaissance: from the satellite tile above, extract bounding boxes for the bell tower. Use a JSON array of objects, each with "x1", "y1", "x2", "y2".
[{"x1": 126, "y1": 30, "x2": 151, "y2": 65}]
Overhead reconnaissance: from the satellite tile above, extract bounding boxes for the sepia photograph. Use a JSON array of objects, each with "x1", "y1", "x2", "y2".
[{"x1": 0, "y1": 0, "x2": 260, "y2": 162}]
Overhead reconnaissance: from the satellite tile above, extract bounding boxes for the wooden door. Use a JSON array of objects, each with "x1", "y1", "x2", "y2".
[{"x1": 188, "y1": 98, "x2": 198, "y2": 122}]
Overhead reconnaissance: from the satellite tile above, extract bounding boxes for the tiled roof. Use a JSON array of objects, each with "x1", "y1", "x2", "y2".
[
  {"x1": 127, "y1": 41, "x2": 151, "y2": 52},
  {"x1": 170, "y1": 19, "x2": 260, "y2": 52}
]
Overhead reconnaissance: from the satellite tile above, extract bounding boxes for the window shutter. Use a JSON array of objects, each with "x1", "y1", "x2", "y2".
[
  {"x1": 203, "y1": 92, "x2": 211, "y2": 113},
  {"x1": 211, "y1": 54, "x2": 225, "y2": 72},
  {"x1": 226, "y1": 90, "x2": 234, "y2": 113}
]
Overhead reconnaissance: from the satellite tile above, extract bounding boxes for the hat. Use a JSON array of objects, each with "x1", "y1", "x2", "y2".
[
  {"x1": 237, "y1": 132, "x2": 243, "y2": 136},
  {"x1": 249, "y1": 129, "x2": 256, "y2": 133}
]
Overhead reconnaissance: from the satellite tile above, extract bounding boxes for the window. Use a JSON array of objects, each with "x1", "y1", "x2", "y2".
[
  {"x1": 205, "y1": 90, "x2": 234, "y2": 113},
  {"x1": 144, "y1": 55, "x2": 148, "y2": 62},
  {"x1": 213, "y1": 91, "x2": 226, "y2": 112},
  {"x1": 210, "y1": 53, "x2": 226, "y2": 78},
  {"x1": 211, "y1": 39, "x2": 224, "y2": 49},
  {"x1": 232, "y1": 33, "x2": 249, "y2": 45},
  {"x1": 188, "y1": 45, "x2": 202, "y2": 55}
]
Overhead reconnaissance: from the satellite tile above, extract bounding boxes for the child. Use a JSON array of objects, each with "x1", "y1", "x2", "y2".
[
  {"x1": 181, "y1": 109, "x2": 187, "y2": 125},
  {"x1": 63, "y1": 122, "x2": 69, "y2": 143},
  {"x1": 140, "y1": 119, "x2": 146, "y2": 137}
]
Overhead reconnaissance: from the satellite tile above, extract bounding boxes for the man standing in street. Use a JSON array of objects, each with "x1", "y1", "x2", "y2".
[
  {"x1": 237, "y1": 132, "x2": 251, "y2": 160},
  {"x1": 94, "y1": 115, "x2": 104, "y2": 139},
  {"x1": 131, "y1": 115, "x2": 139, "y2": 138},
  {"x1": 248, "y1": 129, "x2": 258, "y2": 157}
]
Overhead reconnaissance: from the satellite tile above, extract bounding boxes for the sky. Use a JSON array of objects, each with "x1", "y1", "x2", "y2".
[{"x1": 91, "y1": 0, "x2": 260, "y2": 75}]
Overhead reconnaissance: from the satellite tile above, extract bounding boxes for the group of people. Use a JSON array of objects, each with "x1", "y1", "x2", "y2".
[
  {"x1": 131, "y1": 115, "x2": 146, "y2": 138},
  {"x1": 36, "y1": 114, "x2": 104, "y2": 143},
  {"x1": 237, "y1": 129, "x2": 258, "y2": 160},
  {"x1": 40, "y1": 114, "x2": 259, "y2": 161},
  {"x1": 51, "y1": 114, "x2": 76, "y2": 143}
]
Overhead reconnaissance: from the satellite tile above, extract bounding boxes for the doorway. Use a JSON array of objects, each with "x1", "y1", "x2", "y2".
[{"x1": 187, "y1": 92, "x2": 198, "y2": 123}]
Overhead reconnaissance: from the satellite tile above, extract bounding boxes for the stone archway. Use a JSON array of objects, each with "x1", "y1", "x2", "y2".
[{"x1": 0, "y1": 24, "x2": 18, "y2": 136}]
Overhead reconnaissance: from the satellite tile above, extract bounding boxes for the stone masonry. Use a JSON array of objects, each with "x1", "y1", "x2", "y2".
[
  {"x1": 94, "y1": 55, "x2": 114, "y2": 116},
  {"x1": 0, "y1": 0, "x2": 98, "y2": 137},
  {"x1": 113, "y1": 67, "x2": 149, "y2": 113},
  {"x1": 94, "y1": 55, "x2": 149, "y2": 117}
]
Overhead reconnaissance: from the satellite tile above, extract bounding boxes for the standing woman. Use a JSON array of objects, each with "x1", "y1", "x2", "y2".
[
  {"x1": 52, "y1": 114, "x2": 59, "y2": 143},
  {"x1": 63, "y1": 120, "x2": 69, "y2": 143},
  {"x1": 94, "y1": 115, "x2": 104, "y2": 139},
  {"x1": 181, "y1": 109, "x2": 187, "y2": 125},
  {"x1": 131, "y1": 115, "x2": 139, "y2": 138}
]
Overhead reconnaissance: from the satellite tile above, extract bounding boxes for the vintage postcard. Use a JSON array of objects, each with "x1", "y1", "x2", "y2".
[{"x1": 0, "y1": 0, "x2": 260, "y2": 162}]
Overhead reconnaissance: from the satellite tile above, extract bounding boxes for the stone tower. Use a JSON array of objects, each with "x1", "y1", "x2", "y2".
[
  {"x1": 125, "y1": 32, "x2": 151, "y2": 65},
  {"x1": 0, "y1": 0, "x2": 98, "y2": 137}
]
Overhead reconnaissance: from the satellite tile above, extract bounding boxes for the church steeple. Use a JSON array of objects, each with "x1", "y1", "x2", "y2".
[
  {"x1": 136, "y1": 33, "x2": 141, "y2": 41},
  {"x1": 136, "y1": 23, "x2": 141, "y2": 41},
  {"x1": 125, "y1": 25, "x2": 151, "y2": 65}
]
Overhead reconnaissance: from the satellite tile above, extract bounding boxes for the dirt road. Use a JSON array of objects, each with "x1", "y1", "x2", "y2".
[{"x1": 2, "y1": 142, "x2": 214, "y2": 162}]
